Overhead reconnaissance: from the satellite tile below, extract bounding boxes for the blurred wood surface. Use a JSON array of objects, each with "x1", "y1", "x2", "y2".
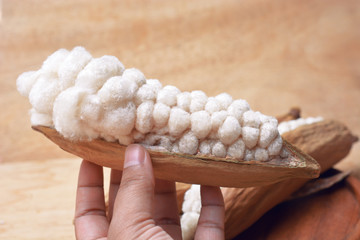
[{"x1": 0, "y1": 0, "x2": 359, "y2": 239}]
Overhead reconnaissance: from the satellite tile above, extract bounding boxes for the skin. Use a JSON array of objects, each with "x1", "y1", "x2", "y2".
[{"x1": 74, "y1": 144, "x2": 225, "y2": 240}]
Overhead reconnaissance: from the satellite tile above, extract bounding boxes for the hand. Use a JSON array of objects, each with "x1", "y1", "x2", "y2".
[{"x1": 74, "y1": 144, "x2": 225, "y2": 240}]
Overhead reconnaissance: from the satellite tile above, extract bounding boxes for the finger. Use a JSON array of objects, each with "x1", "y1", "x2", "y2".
[
  {"x1": 154, "y1": 179, "x2": 181, "y2": 239},
  {"x1": 108, "y1": 169, "x2": 122, "y2": 221},
  {"x1": 195, "y1": 186, "x2": 225, "y2": 240},
  {"x1": 74, "y1": 160, "x2": 109, "y2": 240},
  {"x1": 108, "y1": 144, "x2": 155, "y2": 238}
]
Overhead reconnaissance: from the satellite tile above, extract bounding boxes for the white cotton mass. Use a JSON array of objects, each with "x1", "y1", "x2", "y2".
[{"x1": 17, "y1": 46, "x2": 285, "y2": 161}]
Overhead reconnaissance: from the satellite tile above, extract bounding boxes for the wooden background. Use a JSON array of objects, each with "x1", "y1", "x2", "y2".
[{"x1": 1, "y1": 0, "x2": 359, "y2": 239}]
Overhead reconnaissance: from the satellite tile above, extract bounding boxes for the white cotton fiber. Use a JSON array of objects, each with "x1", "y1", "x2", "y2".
[
  {"x1": 98, "y1": 76, "x2": 138, "y2": 104},
  {"x1": 183, "y1": 184, "x2": 201, "y2": 212},
  {"x1": 30, "y1": 109, "x2": 53, "y2": 126},
  {"x1": 208, "y1": 130, "x2": 219, "y2": 140},
  {"x1": 227, "y1": 99, "x2": 250, "y2": 121},
  {"x1": 16, "y1": 71, "x2": 40, "y2": 97},
  {"x1": 181, "y1": 184, "x2": 201, "y2": 240},
  {"x1": 211, "y1": 110, "x2": 228, "y2": 131},
  {"x1": 267, "y1": 134, "x2": 283, "y2": 156},
  {"x1": 146, "y1": 79, "x2": 162, "y2": 90},
  {"x1": 75, "y1": 56, "x2": 124, "y2": 92},
  {"x1": 136, "y1": 101, "x2": 154, "y2": 134},
  {"x1": 215, "y1": 93, "x2": 233, "y2": 110},
  {"x1": 181, "y1": 212, "x2": 200, "y2": 240},
  {"x1": 80, "y1": 94, "x2": 102, "y2": 123},
  {"x1": 244, "y1": 149, "x2": 255, "y2": 161},
  {"x1": 199, "y1": 140, "x2": 213, "y2": 155},
  {"x1": 172, "y1": 141, "x2": 180, "y2": 153},
  {"x1": 190, "y1": 90, "x2": 207, "y2": 113},
  {"x1": 29, "y1": 74, "x2": 61, "y2": 114},
  {"x1": 153, "y1": 102, "x2": 171, "y2": 128},
  {"x1": 168, "y1": 107, "x2": 190, "y2": 136},
  {"x1": 242, "y1": 126, "x2": 260, "y2": 149},
  {"x1": 101, "y1": 102, "x2": 136, "y2": 137},
  {"x1": 144, "y1": 134, "x2": 175, "y2": 151},
  {"x1": 58, "y1": 46, "x2": 92, "y2": 89},
  {"x1": 158, "y1": 136, "x2": 173, "y2": 151},
  {"x1": 154, "y1": 126, "x2": 169, "y2": 135},
  {"x1": 179, "y1": 131, "x2": 198, "y2": 155},
  {"x1": 254, "y1": 147, "x2": 269, "y2": 161},
  {"x1": 259, "y1": 121, "x2": 278, "y2": 148},
  {"x1": 122, "y1": 68, "x2": 146, "y2": 87},
  {"x1": 157, "y1": 85, "x2": 180, "y2": 106},
  {"x1": 218, "y1": 116, "x2": 241, "y2": 145},
  {"x1": 205, "y1": 97, "x2": 221, "y2": 114},
  {"x1": 41, "y1": 49, "x2": 69, "y2": 73},
  {"x1": 18, "y1": 47, "x2": 289, "y2": 162},
  {"x1": 53, "y1": 87, "x2": 96, "y2": 140},
  {"x1": 135, "y1": 79, "x2": 162, "y2": 105},
  {"x1": 242, "y1": 111, "x2": 261, "y2": 128},
  {"x1": 228, "y1": 139, "x2": 246, "y2": 159},
  {"x1": 191, "y1": 111, "x2": 211, "y2": 139},
  {"x1": 177, "y1": 91, "x2": 191, "y2": 112},
  {"x1": 212, "y1": 141, "x2": 227, "y2": 157},
  {"x1": 278, "y1": 117, "x2": 323, "y2": 135}
]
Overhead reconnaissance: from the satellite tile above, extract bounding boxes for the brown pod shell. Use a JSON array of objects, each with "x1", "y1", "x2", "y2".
[
  {"x1": 32, "y1": 125, "x2": 319, "y2": 188},
  {"x1": 223, "y1": 119, "x2": 358, "y2": 239}
]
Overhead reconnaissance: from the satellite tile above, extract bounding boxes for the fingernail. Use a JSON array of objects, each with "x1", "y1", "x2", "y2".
[{"x1": 124, "y1": 144, "x2": 146, "y2": 168}]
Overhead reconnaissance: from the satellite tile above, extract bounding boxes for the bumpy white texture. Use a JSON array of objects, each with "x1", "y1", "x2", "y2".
[
  {"x1": 180, "y1": 116, "x2": 325, "y2": 239},
  {"x1": 191, "y1": 111, "x2": 211, "y2": 139},
  {"x1": 59, "y1": 46, "x2": 93, "y2": 89},
  {"x1": 179, "y1": 131, "x2": 199, "y2": 155},
  {"x1": 278, "y1": 117, "x2": 323, "y2": 134},
  {"x1": 153, "y1": 103, "x2": 171, "y2": 128},
  {"x1": 168, "y1": 107, "x2": 191, "y2": 137},
  {"x1": 215, "y1": 93, "x2": 233, "y2": 110},
  {"x1": 212, "y1": 141, "x2": 227, "y2": 157},
  {"x1": 190, "y1": 91, "x2": 207, "y2": 113},
  {"x1": 16, "y1": 71, "x2": 40, "y2": 97},
  {"x1": 218, "y1": 116, "x2": 241, "y2": 145},
  {"x1": 181, "y1": 184, "x2": 201, "y2": 240},
  {"x1": 17, "y1": 46, "x2": 284, "y2": 160},
  {"x1": 135, "y1": 79, "x2": 161, "y2": 105},
  {"x1": 228, "y1": 139, "x2": 246, "y2": 159},
  {"x1": 75, "y1": 56, "x2": 124, "y2": 91},
  {"x1": 157, "y1": 85, "x2": 180, "y2": 106},
  {"x1": 136, "y1": 101, "x2": 154, "y2": 134},
  {"x1": 177, "y1": 92, "x2": 191, "y2": 112}
]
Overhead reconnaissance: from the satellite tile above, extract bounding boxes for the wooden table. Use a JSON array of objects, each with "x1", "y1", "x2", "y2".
[{"x1": 1, "y1": 0, "x2": 359, "y2": 239}]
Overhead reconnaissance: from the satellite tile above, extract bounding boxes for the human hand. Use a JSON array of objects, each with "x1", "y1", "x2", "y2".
[{"x1": 74, "y1": 144, "x2": 225, "y2": 240}]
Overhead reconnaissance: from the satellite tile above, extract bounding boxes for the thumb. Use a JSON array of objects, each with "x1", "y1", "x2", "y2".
[{"x1": 109, "y1": 144, "x2": 155, "y2": 237}]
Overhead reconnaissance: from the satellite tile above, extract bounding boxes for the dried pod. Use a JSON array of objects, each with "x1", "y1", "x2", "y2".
[
  {"x1": 223, "y1": 119, "x2": 358, "y2": 239},
  {"x1": 32, "y1": 125, "x2": 319, "y2": 188}
]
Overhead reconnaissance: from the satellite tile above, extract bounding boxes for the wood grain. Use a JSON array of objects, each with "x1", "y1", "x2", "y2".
[
  {"x1": 0, "y1": 159, "x2": 80, "y2": 240},
  {"x1": 1, "y1": 0, "x2": 360, "y2": 239}
]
